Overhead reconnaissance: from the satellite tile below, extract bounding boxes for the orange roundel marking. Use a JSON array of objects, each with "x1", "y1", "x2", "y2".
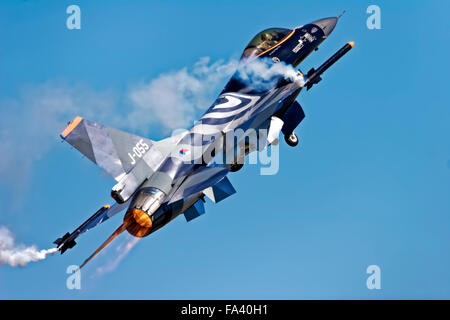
[{"x1": 61, "y1": 116, "x2": 83, "y2": 138}]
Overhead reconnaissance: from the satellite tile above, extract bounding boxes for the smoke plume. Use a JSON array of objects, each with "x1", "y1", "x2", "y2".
[
  {"x1": 0, "y1": 226, "x2": 57, "y2": 267},
  {"x1": 0, "y1": 56, "x2": 302, "y2": 198},
  {"x1": 0, "y1": 56, "x2": 304, "y2": 269},
  {"x1": 0, "y1": 83, "x2": 120, "y2": 207},
  {"x1": 127, "y1": 57, "x2": 238, "y2": 132},
  {"x1": 236, "y1": 57, "x2": 305, "y2": 91},
  {"x1": 0, "y1": 57, "x2": 238, "y2": 201}
]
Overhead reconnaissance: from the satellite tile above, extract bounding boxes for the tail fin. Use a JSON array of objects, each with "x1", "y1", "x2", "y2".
[{"x1": 61, "y1": 117, "x2": 159, "y2": 181}]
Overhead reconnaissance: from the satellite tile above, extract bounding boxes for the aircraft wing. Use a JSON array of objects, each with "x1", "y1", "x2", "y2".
[
  {"x1": 61, "y1": 116, "x2": 160, "y2": 181},
  {"x1": 169, "y1": 165, "x2": 235, "y2": 204}
]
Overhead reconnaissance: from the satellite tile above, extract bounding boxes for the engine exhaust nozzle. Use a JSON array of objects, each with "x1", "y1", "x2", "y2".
[{"x1": 124, "y1": 187, "x2": 165, "y2": 238}]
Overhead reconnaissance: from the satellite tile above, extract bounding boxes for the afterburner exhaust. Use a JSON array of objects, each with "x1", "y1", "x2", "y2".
[
  {"x1": 123, "y1": 187, "x2": 165, "y2": 238},
  {"x1": 123, "y1": 209, "x2": 153, "y2": 238},
  {"x1": 80, "y1": 222, "x2": 128, "y2": 269}
]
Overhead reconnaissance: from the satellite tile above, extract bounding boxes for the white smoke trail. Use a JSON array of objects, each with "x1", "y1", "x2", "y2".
[
  {"x1": 0, "y1": 56, "x2": 302, "y2": 200},
  {"x1": 0, "y1": 226, "x2": 57, "y2": 267},
  {"x1": 94, "y1": 235, "x2": 140, "y2": 276},
  {"x1": 236, "y1": 57, "x2": 305, "y2": 91},
  {"x1": 127, "y1": 57, "x2": 238, "y2": 132},
  {"x1": 0, "y1": 56, "x2": 305, "y2": 270},
  {"x1": 0, "y1": 57, "x2": 238, "y2": 201},
  {"x1": 0, "y1": 83, "x2": 121, "y2": 208}
]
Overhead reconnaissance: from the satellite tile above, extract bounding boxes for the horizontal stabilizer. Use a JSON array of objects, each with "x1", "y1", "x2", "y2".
[{"x1": 184, "y1": 200, "x2": 206, "y2": 222}]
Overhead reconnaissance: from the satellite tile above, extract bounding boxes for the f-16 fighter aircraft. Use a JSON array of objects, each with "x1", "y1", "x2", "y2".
[{"x1": 54, "y1": 14, "x2": 353, "y2": 267}]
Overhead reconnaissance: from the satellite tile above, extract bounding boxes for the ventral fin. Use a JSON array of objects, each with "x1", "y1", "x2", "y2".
[
  {"x1": 183, "y1": 200, "x2": 206, "y2": 222},
  {"x1": 203, "y1": 177, "x2": 236, "y2": 203}
]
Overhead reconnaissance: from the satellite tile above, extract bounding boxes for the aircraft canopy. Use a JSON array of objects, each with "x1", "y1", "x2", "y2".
[{"x1": 241, "y1": 28, "x2": 292, "y2": 59}]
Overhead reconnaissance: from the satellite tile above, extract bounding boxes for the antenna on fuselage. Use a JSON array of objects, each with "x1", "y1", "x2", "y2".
[{"x1": 337, "y1": 11, "x2": 346, "y2": 19}]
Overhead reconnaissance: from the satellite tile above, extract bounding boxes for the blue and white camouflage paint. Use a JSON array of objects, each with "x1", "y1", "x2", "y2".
[{"x1": 53, "y1": 15, "x2": 353, "y2": 267}]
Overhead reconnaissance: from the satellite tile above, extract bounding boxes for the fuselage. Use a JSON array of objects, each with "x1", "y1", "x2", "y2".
[{"x1": 123, "y1": 17, "x2": 340, "y2": 237}]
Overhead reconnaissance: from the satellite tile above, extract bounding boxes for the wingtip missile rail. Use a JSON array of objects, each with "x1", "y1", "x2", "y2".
[{"x1": 304, "y1": 41, "x2": 354, "y2": 90}]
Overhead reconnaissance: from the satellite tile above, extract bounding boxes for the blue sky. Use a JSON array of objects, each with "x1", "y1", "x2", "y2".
[{"x1": 0, "y1": 0, "x2": 449, "y2": 299}]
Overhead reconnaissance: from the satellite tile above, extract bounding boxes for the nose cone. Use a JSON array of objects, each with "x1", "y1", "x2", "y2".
[{"x1": 311, "y1": 17, "x2": 338, "y2": 37}]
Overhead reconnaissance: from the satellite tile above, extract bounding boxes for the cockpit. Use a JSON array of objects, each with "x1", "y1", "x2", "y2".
[{"x1": 240, "y1": 28, "x2": 292, "y2": 60}]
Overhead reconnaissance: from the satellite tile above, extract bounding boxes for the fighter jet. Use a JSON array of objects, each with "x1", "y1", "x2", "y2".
[{"x1": 54, "y1": 14, "x2": 353, "y2": 267}]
